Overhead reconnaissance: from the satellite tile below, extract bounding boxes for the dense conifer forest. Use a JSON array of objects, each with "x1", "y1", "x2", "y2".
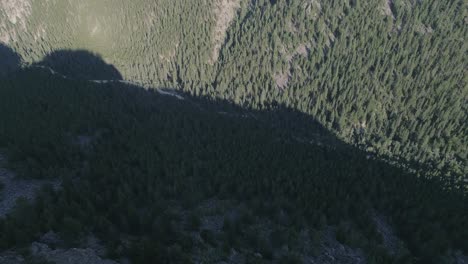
[
  {"x1": 0, "y1": 0, "x2": 467, "y2": 263},
  {"x1": 1, "y1": 0, "x2": 466, "y2": 185},
  {"x1": 0, "y1": 63, "x2": 466, "y2": 263}
]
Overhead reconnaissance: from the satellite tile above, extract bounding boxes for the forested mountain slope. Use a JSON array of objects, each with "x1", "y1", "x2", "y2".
[
  {"x1": 0, "y1": 65, "x2": 467, "y2": 263},
  {"x1": 1, "y1": 0, "x2": 467, "y2": 185}
]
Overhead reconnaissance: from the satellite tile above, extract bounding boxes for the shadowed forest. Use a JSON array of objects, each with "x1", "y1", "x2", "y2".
[
  {"x1": 0, "y1": 45, "x2": 467, "y2": 264},
  {"x1": 0, "y1": 44, "x2": 21, "y2": 76},
  {"x1": 2, "y1": 0, "x2": 466, "y2": 187},
  {"x1": 36, "y1": 50, "x2": 123, "y2": 80}
]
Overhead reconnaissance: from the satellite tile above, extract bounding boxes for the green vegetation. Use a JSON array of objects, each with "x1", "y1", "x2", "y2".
[
  {"x1": 1, "y1": 0, "x2": 466, "y2": 185},
  {"x1": 0, "y1": 0, "x2": 467, "y2": 262},
  {"x1": 0, "y1": 68, "x2": 466, "y2": 263}
]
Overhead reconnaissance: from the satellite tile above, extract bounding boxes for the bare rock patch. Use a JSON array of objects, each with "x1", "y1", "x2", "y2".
[
  {"x1": 0, "y1": 0, "x2": 32, "y2": 28},
  {"x1": 31, "y1": 242, "x2": 118, "y2": 264},
  {"x1": 0, "y1": 153, "x2": 60, "y2": 217},
  {"x1": 210, "y1": 0, "x2": 241, "y2": 63}
]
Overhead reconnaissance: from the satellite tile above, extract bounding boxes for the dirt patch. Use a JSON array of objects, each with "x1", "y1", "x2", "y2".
[
  {"x1": 295, "y1": 44, "x2": 309, "y2": 57},
  {"x1": 210, "y1": 0, "x2": 241, "y2": 64},
  {"x1": 273, "y1": 71, "x2": 290, "y2": 90}
]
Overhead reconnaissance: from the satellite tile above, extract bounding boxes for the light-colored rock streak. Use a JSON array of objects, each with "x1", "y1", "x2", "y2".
[
  {"x1": 381, "y1": 0, "x2": 395, "y2": 20},
  {"x1": 0, "y1": 0, "x2": 31, "y2": 28},
  {"x1": 0, "y1": 0, "x2": 32, "y2": 44},
  {"x1": 210, "y1": 0, "x2": 241, "y2": 64}
]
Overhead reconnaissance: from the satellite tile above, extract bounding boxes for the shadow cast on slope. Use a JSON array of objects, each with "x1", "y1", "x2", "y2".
[
  {"x1": 36, "y1": 49, "x2": 122, "y2": 80},
  {"x1": 0, "y1": 43, "x2": 21, "y2": 76},
  {"x1": 0, "y1": 46, "x2": 466, "y2": 264}
]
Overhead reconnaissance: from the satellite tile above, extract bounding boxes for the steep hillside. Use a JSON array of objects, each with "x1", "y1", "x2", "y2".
[
  {"x1": 0, "y1": 0, "x2": 218, "y2": 81},
  {"x1": 1, "y1": 0, "x2": 466, "y2": 185},
  {"x1": 0, "y1": 66, "x2": 466, "y2": 263}
]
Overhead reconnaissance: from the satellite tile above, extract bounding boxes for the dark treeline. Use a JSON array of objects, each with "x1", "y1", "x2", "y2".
[
  {"x1": 0, "y1": 64, "x2": 466, "y2": 263},
  {"x1": 0, "y1": 44, "x2": 22, "y2": 77},
  {"x1": 37, "y1": 50, "x2": 123, "y2": 80}
]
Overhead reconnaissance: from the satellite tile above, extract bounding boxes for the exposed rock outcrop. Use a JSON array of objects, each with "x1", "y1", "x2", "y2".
[
  {"x1": 0, "y1": 153, "x2": 60, "y2": 217},
  {"x1": 210, "y1": 0, "x2": 241, "y2": 63},
  {"x1": 31, "y1": 242, "x2": 118, "y2": 264}
]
